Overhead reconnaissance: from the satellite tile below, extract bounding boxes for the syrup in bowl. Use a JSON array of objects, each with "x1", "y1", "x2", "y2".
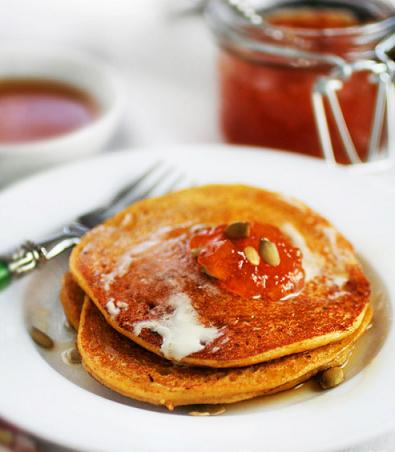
[{"x1": 0, "y1": 78, "x2": 100, "y2": 144}]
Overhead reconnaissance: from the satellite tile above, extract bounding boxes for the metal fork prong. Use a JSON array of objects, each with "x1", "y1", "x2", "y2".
[
  {"x1": 126, "y1": 166, "x2": 177, "y2": 203},
  {"x1": 151, "y1": 170, "x2": 197, "y2": 195},
  {"x1": 160, "y1": 174, "x2": 187, "y2": 194},
  {"x1": 173, "y1": 174, "x2": 199, "y2": 190},
  {"x1": 76, "y1": 161, "x2": 163, "y2": 226},
  {"x1": 76, "y1": 162, "x2": 166, "y2": 228},
  {"x1": 105, "y1": 161, "x2": 163, "y2": 208}
]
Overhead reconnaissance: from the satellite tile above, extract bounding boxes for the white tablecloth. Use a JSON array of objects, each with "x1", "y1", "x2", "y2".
[{"x1": 0, "y1": 1, "x2": 394, "y2": 450}]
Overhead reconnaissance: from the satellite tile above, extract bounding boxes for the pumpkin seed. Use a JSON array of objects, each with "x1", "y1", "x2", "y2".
[
  {"x1": 244, "y1": 246, "x2": 260, "y2": 266},
  {"x1": 191, "y1": 247, "x2": 202, "y2": 258},
  {"x1": 30, "y1": 327, "x2": 54, "y2": 349},
  {"x1": 201, "y1": 266, "x2": 216, "y2": 279},
  {"x1": 189, "y1": 411, "x2": 211, "y2": 416},
  {"x1": 189, "y1": 406, "x2": 226, "y2": 416},
  {"x1": 67, "y1": 347, "x2": 82, "y2": 364},
  {"x1": 259, "y1": 238, "x2": 280, "y2": 266},
  {"x1": 0, "y1": 429, "x2": 13, "y2": 446},
  {"x1": 63, "y1": 319, "x2": 73, "y2": 331},
  {"x1": 224, "y1": 222, "x2": 250, "y2": 239},
  {"x1": 319, "y1": 366, "x2": 344, "y2": 389}
]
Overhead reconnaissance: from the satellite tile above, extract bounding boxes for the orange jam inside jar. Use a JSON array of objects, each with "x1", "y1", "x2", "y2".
[
  {"x1": 190, "y1": 222, "x2": 304, "y2": 301},
  {"x1": 206, "y1": 0, "x2": 395, "y2": 163}
]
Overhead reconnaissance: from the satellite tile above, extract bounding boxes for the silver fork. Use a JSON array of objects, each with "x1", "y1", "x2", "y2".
[{"x1": 0, "y1": 162, "x2": 189, "y2": 291}]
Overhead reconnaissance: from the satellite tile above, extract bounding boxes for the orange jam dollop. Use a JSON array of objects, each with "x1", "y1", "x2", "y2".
[{"x1": 190, "y1": 222, "x2": 305, "y2": 301}]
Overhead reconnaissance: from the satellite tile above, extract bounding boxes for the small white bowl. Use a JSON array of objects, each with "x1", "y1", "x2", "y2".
[{"x1": 0, "y1": 43, "x2": 124, "y2": 187}]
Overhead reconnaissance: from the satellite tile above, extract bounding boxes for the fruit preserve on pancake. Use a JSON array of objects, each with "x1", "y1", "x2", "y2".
[
  {"x1": 189, "y1": 222, "x2": 304, "y2": 301},
  {"x1": 70, "y1": 185, "x2": 371, "y2": 369}
]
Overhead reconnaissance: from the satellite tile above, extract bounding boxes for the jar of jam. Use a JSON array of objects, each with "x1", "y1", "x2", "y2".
[{"x1": 205, "y1": 0, "x2": 395, "y2": 163}]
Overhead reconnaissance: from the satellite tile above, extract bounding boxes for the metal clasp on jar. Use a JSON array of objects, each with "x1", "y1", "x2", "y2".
[{"x1": 312, "y1": 58, "x2": 395, "y2": 165}]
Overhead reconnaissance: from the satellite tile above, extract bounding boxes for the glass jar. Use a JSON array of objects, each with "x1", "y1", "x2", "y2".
[{"x1": 205, "y1": 0, "x2": 395, "y2": 163}]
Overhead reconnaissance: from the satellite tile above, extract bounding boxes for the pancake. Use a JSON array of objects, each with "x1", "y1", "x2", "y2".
[
  {"x1": 60, "y1": 272, "x2": 84, "y2": 330},
  {"x1": 58, "y1": 275, "x2": 373, "y2": 409},
  {"x1": 70, "y1": 184, "x2": 370, "y2": 368}
]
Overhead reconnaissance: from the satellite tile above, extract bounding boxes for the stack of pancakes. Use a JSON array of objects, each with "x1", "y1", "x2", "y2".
[{"x1": 61, "y1": 185, "x2": 372, "y2": 410}]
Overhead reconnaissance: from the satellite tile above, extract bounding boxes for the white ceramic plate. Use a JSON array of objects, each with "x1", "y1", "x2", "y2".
[{"x1": 0, "y1": 145, "x2": 394, "y2": 452}]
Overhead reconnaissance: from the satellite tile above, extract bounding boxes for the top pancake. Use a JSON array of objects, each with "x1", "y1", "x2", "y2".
[{"x1": 70, "y1": 184, "x2": 370, "y2": 368}]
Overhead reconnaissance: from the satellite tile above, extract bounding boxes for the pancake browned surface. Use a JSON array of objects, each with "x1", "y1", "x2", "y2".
[
  {"x1": 77, "y1": 295, "x2": 372, "y2": 409},
  {"x1": 61, "y1": 274, "x2": 372, "y2": 408},
  {"x1": 60, "y1": 272, "x2": 84, "y2": 330},
  {"x1": 70, "y1": 185, "x2": 370, "y2": 368}
]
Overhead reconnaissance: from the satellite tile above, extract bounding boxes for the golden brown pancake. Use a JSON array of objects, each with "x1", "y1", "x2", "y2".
[
  {"x1": 58, "y1": 275, "x2": 372, "y2": 409},
  {"x1": 60, "y1": 272, "x2": 84, "y2": 330},
  {"x1": 70, "y1": 185, "x2": 370, "y2": 368}
]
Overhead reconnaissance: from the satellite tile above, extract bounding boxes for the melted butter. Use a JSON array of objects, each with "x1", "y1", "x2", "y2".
[
  {"x1": 327, "y1": 290, "x2": 349, "y2": 300},
  {"x1": 133, "y1": 293, "x2": 221, "y2": 360},
  {"x1": 101, "y1": 251, "x2": 135, "y2": 291},
  {"x1": 105, "y1": 299, "x2": 128, "y2": 319},
  {"x1": 321, "y1": 226, "x2": 355, "y2": 263},
  {"x1": 99, "y1": 227, "x2": 179, "y2": 292},
  {"x1": 281, "y1": 223, "x2": 323, "y2": 281},
  {"x1": 280, "y1": 290, "x2": 303, "y2": 301},
  {"x1": 130, "y1": 239, "x2": 160, "y2": 254},
  {"x1": 281, "y1": 224, "x2": 351, "y2": 290},
  {"x1": 105, "y1": 299, "x2": 120, "y2": 318},
  {"x1": 278, "y1": 193, "x2": 309, "y2": 212}
]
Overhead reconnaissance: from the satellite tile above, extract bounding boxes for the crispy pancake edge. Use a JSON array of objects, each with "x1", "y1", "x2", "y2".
[
  {"x1": 78, "y1": 299, "x2": 372, "y2": 408},
  {"x1": 73, "y1": 274, "x2": 368, "y2": 369},
  {"x1": 61, "y1": 273, "x2": 372, "y2": 408},
  {"x1": 71, "y1": 285, "x2": 373, "y2": 409},
  {"x1": 60, "y1": 272, "x2": 84, "y2": 330}
]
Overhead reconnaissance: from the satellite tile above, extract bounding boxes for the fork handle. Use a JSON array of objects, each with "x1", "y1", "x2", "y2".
[
  {"x1": 0, "y1": 260, "x2": 11, "y2": 290},
  {"x1": 0, "y1": 233, "x2": 81, "y2": 291}
]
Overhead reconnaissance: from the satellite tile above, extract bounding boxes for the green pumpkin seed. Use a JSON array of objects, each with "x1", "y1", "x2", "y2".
[
  {"x1": 259, "y1": 238, "x2": 280, "y2": 266},
  {"x1": 30, "y1": 327, "x2": 54, "y2": 349},
  {"x1": 0, "y1": 429, "x2": 13, "y2": 446},
  {"x1": 201, "y1": 266, "x2": 216, "y2": 279},
  {"x1": 319, "y1": 366, "x2": 344, "y2": 389},
  {"x1": 191, "y1": 247, "x2": 202, "y2": 258},
  {"x1": 67, "y1": 347, "x2": 82, "y2": 364},
  {"x1": 224, "y1": 222, "x2": 250, "y2": 239},
  {"x1": 244, "y1": 246, "x2": 260, "y2": 266},
  {"x1": 189, "y1": 406, "x2": 226, "y2": 416},
  {"x1": 63, "y1": 319, "x2": 73, "y2": 331}
]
